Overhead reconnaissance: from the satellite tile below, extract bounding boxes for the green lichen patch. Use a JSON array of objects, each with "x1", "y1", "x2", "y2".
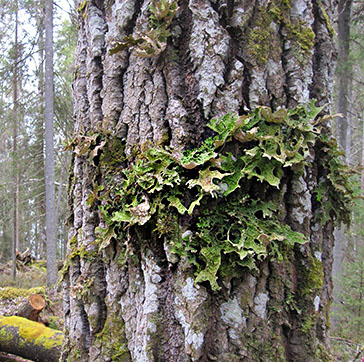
[
  {"x1": 62, "y1": 101, "x2": 355, "y2": 292},
  {"x1": 84, "y1": 101, "x2": 355, "y2": 291},
  {"x1": 77, "y1": 0, "x2": 88, "y2": 13},
  {"x1": 110, "y1": 0, "x2": 177, "y2": 57},
  {"x1": 314, "y1": 134, "x2": 356, "y2": 225}
]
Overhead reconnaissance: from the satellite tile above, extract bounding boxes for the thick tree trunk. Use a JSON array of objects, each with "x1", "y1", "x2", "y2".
[
  {"x1": 0, "y1": 316, "x2": 63, "y2": 362},
  {"x1": 63, "y1": 0, "x2": 338, "y2": 361}
]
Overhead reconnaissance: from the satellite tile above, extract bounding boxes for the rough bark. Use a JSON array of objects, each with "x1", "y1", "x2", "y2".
[
  {"x1": 0, "y1": 316, "x2": 63, "y2": 362},
  {"x1": 63, "y1": 0, "x2": 338, "y2": 361}
]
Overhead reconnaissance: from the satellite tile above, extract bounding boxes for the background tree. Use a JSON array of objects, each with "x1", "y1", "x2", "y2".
[
  {"x1": 45, "y1": 0, "x2": 57, "y2": 285},
  {"x1": 62, "y1": 0, "x2": 348, "y2": 361},
  {"x1": 330, "y1": 1, "x2": 364, "y2": 360},
  {"x1": 332, "y1": 0, "x2": 353, "y2": 312},
  {"x1": 0, "y1": 0, "x2": 76, "y2": 270}
]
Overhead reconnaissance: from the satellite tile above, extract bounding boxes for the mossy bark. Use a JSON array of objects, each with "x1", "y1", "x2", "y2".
[
  {"x1": 0, "y1": 316, "x2": 63, "y2": 362},
  {"x1": 63, "y1": 0, "x2": 337, "y2": 361}
]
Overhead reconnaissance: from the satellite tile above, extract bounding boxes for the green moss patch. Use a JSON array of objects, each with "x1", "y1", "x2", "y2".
[
  {"x1": 0, "y1": 316, "x2": 63, "y2": 349},
  {"x1": 0, "y1": 286, "x2": 45, "y2": 300}
]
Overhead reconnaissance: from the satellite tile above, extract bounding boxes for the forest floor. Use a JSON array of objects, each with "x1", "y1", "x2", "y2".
[{"x1": 0, "y1": 258, "x2": 64, "y2": 362}]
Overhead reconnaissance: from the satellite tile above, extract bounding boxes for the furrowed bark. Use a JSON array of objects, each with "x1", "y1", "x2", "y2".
[{"x1": 63, "y1": 0, "x2": 338, "y2": 361}]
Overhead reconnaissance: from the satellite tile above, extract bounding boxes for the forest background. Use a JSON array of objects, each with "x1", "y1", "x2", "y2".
[{"x1": 0, "y1": 0, "x2": 363, "y2": 360}]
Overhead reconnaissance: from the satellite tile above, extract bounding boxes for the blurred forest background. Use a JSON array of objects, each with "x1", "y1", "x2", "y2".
[{"x1": 0, "y1": 0, "x2": 363, "y2": 360}]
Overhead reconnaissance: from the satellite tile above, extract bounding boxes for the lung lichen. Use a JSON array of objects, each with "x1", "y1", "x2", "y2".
[
  {"x1": 109, "y1": 0, "x2": 178, "y2": 57},
  {"x1": 76, "y1": 101, "x2": 354, "y2": 291}
]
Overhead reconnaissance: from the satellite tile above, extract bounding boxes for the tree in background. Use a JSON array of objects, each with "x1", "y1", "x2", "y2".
[
  {"x1": 0, "y1": 0, "x2": 76, "y2": 268},
  {"x1": 45, "y1": 0, "x2": 57, "y2": 285},
  {"x1": 62, "y1": 0, "x2": 351, "y2": 360},
  {"x1": 11, "y1": 0, "x2": 20, "y2": 280},
  {"x1": 332, "y1": 0, "x2": 353, "y2": 321},
  {"x1": 331, "y1": 1, "x2": 364, "y2": 360}
]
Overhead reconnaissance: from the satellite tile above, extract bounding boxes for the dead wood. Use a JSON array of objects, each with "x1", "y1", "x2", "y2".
[
  {"x1": 15, "y1": 294, "x2": 45, "y2": 323},
  {"x1": 0, "y1": 316, "x2": 63, "y2": 362}
]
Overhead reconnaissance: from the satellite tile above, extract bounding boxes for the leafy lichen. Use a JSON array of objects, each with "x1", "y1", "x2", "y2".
[
  {"x1": 81, "y1": 101, "x2": 355, "y2": 291},
  {"x1": 109, "y1": 0, "x2": 178, "y2": 58}
]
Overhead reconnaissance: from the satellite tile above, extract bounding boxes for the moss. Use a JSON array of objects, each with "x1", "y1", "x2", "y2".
[
  {"x1": 47, "y1": 316, "x2": 61, "y2": 331},
  {"x1": 0, "y1": 286, "x2": 45, "y2": 299},
  {"x1": 301, "y1": 315, "x2": 316, "y2": 334},
  {"x1": 77, "y1": 0, "x2": 88, "y2": 13},
  {"x1": 67, "y1": 349, "x2": 81, "y2": 361},
  {"x1": 297, "y1": 255, "x2": 324, "y2": 298},
  {"x1": 245, "y1": 9, "x2": 272, "y2": 66},
  {"x1": 244, "y1": 0, "x2": 315, "y2": 67},
  {"x1": 318, "y1": 3, "x2": 335, "y2": 38},
  {"x1": 316, "y1": 343, "x2": 333, "y2": 362},
  {"x1": 95, "y1": 313, "x2": 130, "y2": 361},
  {"x1": 0, "y1": 316, "x2": 63, "y2": 350},
  {"x1": 285, "y1": 20, "x2": 315, "y2": 60},
  {"x1": 242, "y1": 331, "x2": 286, "y2": 361}
]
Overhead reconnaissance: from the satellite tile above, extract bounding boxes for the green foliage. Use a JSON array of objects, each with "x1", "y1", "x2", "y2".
[
  {"x1": 91, "y1": 102, "x2": 354, "y2": 290},
  {"x1": 109, "y1": 0, "x2": 177, "y2": 58}
]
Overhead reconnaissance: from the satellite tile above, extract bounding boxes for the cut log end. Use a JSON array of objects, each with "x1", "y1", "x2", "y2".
[
  {"x1": 16, "y1": 294, "x2": 45, "y2": 323},
  {"x1": 29, "y1": 294, "x2": 45, "y2": 311}
]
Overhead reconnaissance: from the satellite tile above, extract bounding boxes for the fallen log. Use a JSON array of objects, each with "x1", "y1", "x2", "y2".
[
  {"x1": 16, "y1": 249, "x2": 34, "y2": 266},
  {"x1": 0, "y1": 316, "x2": 63, "y2": 362},
  {"x1": 0, "y1": 352, "x2": 32, "y2": 361},
  {"x1": 15, "y1": 295, "x2": 45, "y2": 323}
]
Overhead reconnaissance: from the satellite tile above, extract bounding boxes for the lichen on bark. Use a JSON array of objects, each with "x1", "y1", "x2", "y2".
[{"x1": 63, "y1": 0, "x2": 345, "y2": 360}]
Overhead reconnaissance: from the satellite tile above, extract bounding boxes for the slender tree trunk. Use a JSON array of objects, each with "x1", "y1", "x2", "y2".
[
  {"x1": 11, "y1": 0, "x2": 19, "y2": 281},
  {"x1": 336, "y1": 0, "x2": 352, "y2": 160},
  {"x1": 36, "y1": 6, "x2": 47, "y2": 260},
  {"x1": 63, "y1": 1, "x2": 338, "y2": 361},
  {"x1": 45, "y1": 0, "x2": 57, "y2": 285},
  {"x1": 332, "y1": 0, "x2": 352, "y2": 289}
]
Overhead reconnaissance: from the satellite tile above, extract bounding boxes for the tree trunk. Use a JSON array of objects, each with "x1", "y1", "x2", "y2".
[
  {"x1": 336, "y1": 0, "x2": 352, "y2": 160},
  {"x1": 0, "y1": 316, "x2": 63, "y2": 362},
  {"x1": 35, "y1": 5, "x2": 46, "y2": 261},
  {"x1": 12, "y1": 0, "x2": 19, "y2": 282},
  {"x1": 63, "y1": 0, "x2": 338, "y2": 361},
  {"x1": 45, "y1": 0, "x2": 57, "y2": 286},
  {"x1": 332, "y1": 0, "x2": 352, "y2": 311}
]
